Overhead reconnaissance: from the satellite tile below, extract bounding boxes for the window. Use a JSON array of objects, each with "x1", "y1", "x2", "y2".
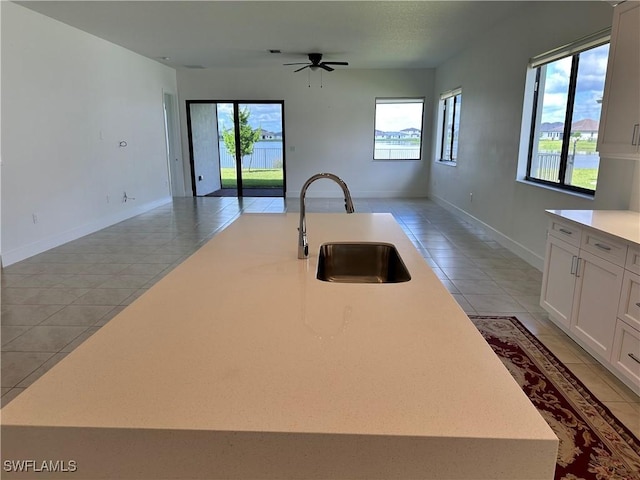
[
  {"x1": 437, "y1": 88, "x2": 462, "y2": 164},
  {"x1": 525, "y1": 31, "x2": 610, "y2": 194},
  {"x1": 374, "y1": 98, "x2": 424, "y2": 160}
]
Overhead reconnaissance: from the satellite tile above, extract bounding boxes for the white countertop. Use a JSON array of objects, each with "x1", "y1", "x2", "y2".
[
  {"x1": 1, "y1": 213, "x2": 557, "y2": 479},
  {"x1": 546, "y1": 209, "x2": 640, "y2": 245}
]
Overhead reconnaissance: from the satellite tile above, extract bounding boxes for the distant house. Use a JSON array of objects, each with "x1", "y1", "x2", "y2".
[
  {"x1": 375, "y1": 129, "x2": 417, "y2": 140},
  {"x1": 571, "y1": 118, "x2": 599, "y2": 141},
  {"x1": 539, "y1": 119, "x2": 599, "y2": 141},
  {"x1": 259, "y1": 130, "x2": 282, "y2": 140},
  {"x1": 401, "y1": 127, "x2": 421, "y2": 138},
  {"x1": 539, "y1": 122, "x2": 564, "y2": 140}
]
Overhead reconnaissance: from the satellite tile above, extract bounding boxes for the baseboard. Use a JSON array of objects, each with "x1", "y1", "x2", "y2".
[
  {"x1": 1, "y1": 197, "x2": 172, "y2": 267},
  {"x1": 429, "y1": 194, "x2": 544, "y2": 271}
]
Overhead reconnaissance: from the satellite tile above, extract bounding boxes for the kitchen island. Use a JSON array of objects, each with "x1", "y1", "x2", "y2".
[{"x1": 1, "y1": 213, "x2": 558, "y2": 479}]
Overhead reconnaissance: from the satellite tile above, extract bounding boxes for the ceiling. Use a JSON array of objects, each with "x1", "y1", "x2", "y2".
[{"x1": 15, "y1": 1, "x2": 532, "y2": 70}]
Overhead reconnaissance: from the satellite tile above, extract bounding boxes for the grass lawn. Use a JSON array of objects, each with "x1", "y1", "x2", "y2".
[
  {"x1": 220, "y1": 168, "x2": 283, "y2": 189},
  {"x1": 570, "y1": 168, "x2": 599, "y2": 190},
  {"x1": 538, "y1": 139, "x2": 597, "y2": 153}
]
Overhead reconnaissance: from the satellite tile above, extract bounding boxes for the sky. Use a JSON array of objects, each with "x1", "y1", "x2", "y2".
[
  {"x1": 216, "y1": 103, "x2": 283, "y2": 134},
  {"x1": 375, "y1": 102, "x2": 424, "y2": 132},
  {"x1": 540, "y1": 43, "x2": 609, "y2": 125}
]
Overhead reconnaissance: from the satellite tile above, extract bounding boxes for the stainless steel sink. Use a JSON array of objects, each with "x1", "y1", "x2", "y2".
[{"x1": 316, "y1": 242, "x2": 411, "y2": 283}]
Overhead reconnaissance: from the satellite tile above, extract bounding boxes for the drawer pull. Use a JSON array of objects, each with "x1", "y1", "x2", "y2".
[
  {"x1": 594, "y1": 242, "x2": 611, "y2": 251},
  {"x1": 559, "y1": 228, "x2": 573, "y2": 235},
  {"x1": 628, "y1": 353, "x2": 640, "y2": 365}
]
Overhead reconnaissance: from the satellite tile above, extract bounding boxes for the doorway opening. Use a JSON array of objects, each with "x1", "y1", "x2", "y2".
[{"x1": 186, "y1": 100, "x2": 286, "y2": 197}]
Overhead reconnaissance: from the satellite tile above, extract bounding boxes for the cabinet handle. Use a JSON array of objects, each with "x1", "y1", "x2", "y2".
[
  {"x1": 594, "y1": 242, "x2": 612, "y2": 251},
  {"x1": 628, "y1": 353, "x2": 640, "y2": 365},
  {"x1": 632, "y1": 124, "x2": 639, "y2": 146},
  {"x1": 575, "y1": 258, "x2": 582, "y2": 278},
  {"x1": 559, "y1": 228, "x2": 573, "y2": 235},
  {"x1": 570, "y1": 255, "x2": 578, "y2": 275}
]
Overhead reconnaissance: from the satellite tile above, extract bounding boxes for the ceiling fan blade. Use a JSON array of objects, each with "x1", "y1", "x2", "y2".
[
  {"x1": 322, "y1": 62, "x2": 349, "y2": 66},
  {"x1": 319, "y1": 64, "x2": 334, "y2": 72},
  {"x1": 294, "y1": 65, "x2": 309, "y2": 73},
  {"x1": 283, "y1": 62, "x2": 310, "y2": 66}
]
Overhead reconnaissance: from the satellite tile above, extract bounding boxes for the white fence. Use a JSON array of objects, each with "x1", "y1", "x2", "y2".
[{"x1": 220, "y1": 147, "x2": 283, "y2": 170}]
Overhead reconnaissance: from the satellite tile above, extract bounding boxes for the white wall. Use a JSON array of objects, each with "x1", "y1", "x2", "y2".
[
  {"x1": 427, "y1": 1, "x2": 634, "y2": 269},
  {"x1": 177, "y1": 68, "x2": 434, "y2": 198},
  {"x1": 1, "y1": 2, "x2": 178, "y2": 266}
]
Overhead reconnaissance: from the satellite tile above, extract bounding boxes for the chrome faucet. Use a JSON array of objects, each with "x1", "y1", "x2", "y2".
[{"x1": 298, "y1": 173, "x2": 355, "y2": 259}]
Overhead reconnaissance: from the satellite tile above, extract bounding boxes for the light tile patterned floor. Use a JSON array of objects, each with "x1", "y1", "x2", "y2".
[{"x1": 1, "y1": 197, "x2": 638, "y2": 436}]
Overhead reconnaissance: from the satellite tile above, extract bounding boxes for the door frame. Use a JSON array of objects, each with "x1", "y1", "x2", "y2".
[
  {"x1": 162, "y1": 90, "x2": 185, "y2": 197},
  {"x1": 185, "y1": 99, "x2": 286, "y2": 197}
]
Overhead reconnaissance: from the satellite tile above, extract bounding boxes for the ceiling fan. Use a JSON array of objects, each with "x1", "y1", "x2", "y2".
[{"x1": 284, "y1": 53, "x2": 349, "y2": 72}]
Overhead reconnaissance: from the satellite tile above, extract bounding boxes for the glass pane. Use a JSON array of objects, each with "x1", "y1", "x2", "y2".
[
  {"x1": 374, "y1": 100, "x2": 423, "y2": 160},
  {"x1": 237, "y1": 103, "x2": 284, "y2": 195},
  {"x1": 452, "y1": 94, "x2": 461, "y2": 160},
  {"x1": 189, "y1": 103, "x2": 220, "y2": 196},
  {"x1": 564, "y1": 43, "x2": 609, "y2": 190},
  {"x1": 443, "y1": 97, "x2": 454, "y2": 160},
  {"x1": 531, "y1": 57, "x2": 572, "y2": 183},
  {"x1": 217, "y1": 103, "x2": 237, "y2": 191}
]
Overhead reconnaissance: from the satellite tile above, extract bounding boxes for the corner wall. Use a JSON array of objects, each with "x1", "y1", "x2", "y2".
[
  {"x1": 1, "y1": 2, "x2": 178, "y2": 266},
  {"x1": 427, "y1": 1, "x2": 630, "y2": 269},
  {"x1": 177, "y1": 68, "x2": 434, "y2": 198}
]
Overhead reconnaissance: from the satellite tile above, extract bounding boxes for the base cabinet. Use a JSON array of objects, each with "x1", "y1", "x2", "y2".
[
  {"x1": 611, "y1": 320, "x2": 640, "y2": 394},
  {"x1": 541, "y1": 215, "x2": 640, "y2": 394},
  {"x1": 541, "y1": 236, "x2": 579, "y2": 328},
  {"x1": 570, "y1": 250, "x2": 623, "y2": 360}
]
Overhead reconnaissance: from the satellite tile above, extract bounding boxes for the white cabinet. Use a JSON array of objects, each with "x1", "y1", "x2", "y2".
[
  {"x1": 541, "y1": 214, "x2": 640, "y2": 393},
  {"x1": 541, "y1": 235, "x2": 579, "y2": 328},
  {"x1": 597, "y1": 1, "x2": 640, "y2": 160},
  {"x1": 571, "y1": 249, "x2": 624, "y2": 360},
  {"x1": 619, "y1": 270, "x2": 640, "y2": 331},
  {"x1": 611, "y1": 320, "x2": 640, "y2": 394}
]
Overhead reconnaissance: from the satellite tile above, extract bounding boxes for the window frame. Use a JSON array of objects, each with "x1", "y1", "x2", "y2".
[
  {"x1": 523, "y1": 30, "x2": 610, "y2": 196},
  {"x1": 373, "y1": 97, "x2": 425, "y2": 161},
  {"x1": 437, "y1": 88, "x2": 462, "y2": 165}
]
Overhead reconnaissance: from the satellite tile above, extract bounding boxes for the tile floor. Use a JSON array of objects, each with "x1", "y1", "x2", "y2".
[{"x1": 1, "y1": 197, "x2": 638, "y2": 436}]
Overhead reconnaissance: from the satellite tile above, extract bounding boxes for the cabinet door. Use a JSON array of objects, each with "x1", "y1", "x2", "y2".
[
  {"x1": 597, "y1": 1, "x2": 640, "y2": 160},
  {"x1": 541, "y1": 235, "x2": 579, "y2": 328},
  {"x1": 611, "y1": 319, "x2": 640, "y2": 394},
  {"x1": 571, "y1": 250, "x2": 624, "y2": 360},
  {"x1": 619, "y1": 270, "x2": 640, "y2": 331}
]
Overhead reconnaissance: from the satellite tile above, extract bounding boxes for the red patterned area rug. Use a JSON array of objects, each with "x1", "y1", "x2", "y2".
[{"x1": 469, "y1": 315, "x2": 640, "y2": 480}]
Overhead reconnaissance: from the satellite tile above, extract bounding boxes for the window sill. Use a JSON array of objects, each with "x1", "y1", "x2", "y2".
[
  {"x1": 516, "y1": 178, "x2": 595, "y2": 200},
  {"x1": 435, "y1": 160, "x2": 457, "y2": 167},
  {"x1": 373, "y1": 158, "x2": 421, "y2": 162}
]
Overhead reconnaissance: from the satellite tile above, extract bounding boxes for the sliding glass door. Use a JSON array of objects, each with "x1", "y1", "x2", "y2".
[{"x1": 187, "y1": 100, "x2": 285, "y2": 197}]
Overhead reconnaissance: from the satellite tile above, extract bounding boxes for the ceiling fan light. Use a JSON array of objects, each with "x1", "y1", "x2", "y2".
[{"x1": 309, "y1": 65, "x2": 320, "y2": 71}]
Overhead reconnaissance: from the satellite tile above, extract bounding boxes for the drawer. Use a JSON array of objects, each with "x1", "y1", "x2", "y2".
[
  {"x1": 619, "y1": 270, "x2": 640, "y2": 331},
  {"x1": 581, "y1": 230, "x2": 627, "y2": 267},
  {"x1": 611, "y1": 319, "x2": 640, "y2": 394},
  {"x1": 626, "y1": 245, "x2": 640, "y2": 275},
  {"x1": 548, "y1": 219, "x2": 582, "y2": 247}
]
